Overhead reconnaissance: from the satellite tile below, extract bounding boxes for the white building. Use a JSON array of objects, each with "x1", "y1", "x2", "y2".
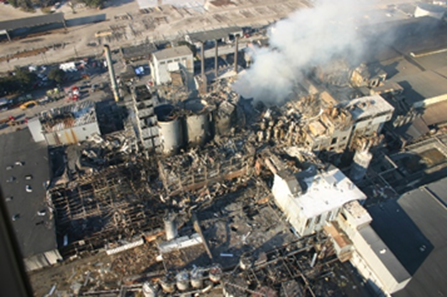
[
  {"x1": 272, "y1": 165, "x2": 366, "y2": 236},
  {"x1": 338, "y1": 201, "x2": 411, "y2": 295},
  {"x1": 150, "y1": 46, "x2": 194, "y2": 85},
  {"x1": 28, "y1": 101, "x2": 101, "y2": 146},
  {"x1": 342, "y1": 94, "x2": 395, "y2": 138}
]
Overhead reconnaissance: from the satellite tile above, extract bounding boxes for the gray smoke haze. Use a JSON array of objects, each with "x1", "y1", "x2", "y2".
[{"x1": 232, "y1": 0, "x2": 383, "y2": 104}]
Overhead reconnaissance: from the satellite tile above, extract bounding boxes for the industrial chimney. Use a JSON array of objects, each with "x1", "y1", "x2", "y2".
[
  {"x1": 103, "y1": 45, "x2": 120, "y2": 102},
  {"x1": 234, "y1": 35, "x2": 239, "y2": 74}
]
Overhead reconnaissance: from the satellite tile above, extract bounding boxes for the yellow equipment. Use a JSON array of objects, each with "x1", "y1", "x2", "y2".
[{"x1": 20, "y1": 100, "x2": 38, "y2": 109}]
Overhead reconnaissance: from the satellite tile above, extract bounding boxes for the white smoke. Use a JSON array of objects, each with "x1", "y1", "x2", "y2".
[{"x1": 233, "y1": 0, "x2": 381, "y2": 104}]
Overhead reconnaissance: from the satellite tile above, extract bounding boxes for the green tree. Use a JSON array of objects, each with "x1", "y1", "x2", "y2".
[
  {"x1": 80, "y1": 0, "x2": 105, "y2": 8},
  {"x1": 14, "y1": 67, "x2": 36, "y2": 87},
  {"x1": 0, "y1": 68, "x2": 37, "y2": 95},
  {"x1": 47, "y1": 68, "x2": 65, "y2": 83},
  {"x1": 9, "y1": 0, "x2": 34, "y2": 11}
]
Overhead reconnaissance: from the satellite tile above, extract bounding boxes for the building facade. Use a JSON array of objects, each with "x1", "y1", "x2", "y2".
[{"x1": 150, "y1": 46, "x2": 194, "y2": 85}]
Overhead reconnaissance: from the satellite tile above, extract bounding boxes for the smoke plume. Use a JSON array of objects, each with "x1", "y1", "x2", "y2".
[{"x1": 232, "y1": 0, "x2": 381, "y2": 104}]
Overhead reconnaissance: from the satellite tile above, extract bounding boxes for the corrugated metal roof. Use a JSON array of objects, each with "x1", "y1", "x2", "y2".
[
  {"x1": 121, "y1": 43, "x2": 157, "y2": 60},
  {"x1": 187, "y1": 26, "x2": 242, "y2": 43},
  {"x1": 0, "y1": 13, "x2": 64, "y2": 31}
]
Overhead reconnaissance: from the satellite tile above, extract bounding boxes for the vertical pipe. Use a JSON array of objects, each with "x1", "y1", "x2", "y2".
[
  {"x1": 200, "y1": 42, "x2": 206, "y2": 93},
  {"x1": 214, "y1": 39, "x2": 218, "y2": 79},
  {"x1": 310, "y1": 252, "x2": 318, "y2": 268},
  {"x1": 234, "y1": 36, "x2": 239, "y2": 74},
  {"x1": 201, "y1": 42, "x2": 205, "y2": 80},
  {"x1": 104, "y1": 45, "x2": 120, "y2": 102},
  {"x1": 6, "y1": 31, "x2": 11, "y2": 42}
]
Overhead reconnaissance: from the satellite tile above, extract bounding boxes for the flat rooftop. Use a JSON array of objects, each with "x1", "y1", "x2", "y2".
[
  {"x1": 390, "y1": 70, "x2": 447, "y2": 106},
  {"x1": 0, "y1": 13, "x2": 64, "y2": 31},
  {"x1": 295, "y1": 166, "x2": 366, "y2": 218},
  {"x1": 186, "y1": 26, "x2": 242, "y2": 43},
  {"x1": 367, "y1": 177, "x2": 447, "y2": 297},
  {"x1": 359, "y1": 225, "x2": 410, "y2": 284},
  {"x1": 121, "y1": 43, "x2": 157, "y2": 60},
  {"x1": 152, "y1": 46, "x2": 192, "y2": 61},
  {"x1": 341, "y1": 94, "x2": 395, "y2": 121},
  {"x1": 0, "y1": 129, "x2": 57, "y2": 257}
]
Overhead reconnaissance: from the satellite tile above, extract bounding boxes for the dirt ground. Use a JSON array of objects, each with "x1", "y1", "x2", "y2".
[{"x1": 0, "y1": 0, "x2": 307, "y2": 72}]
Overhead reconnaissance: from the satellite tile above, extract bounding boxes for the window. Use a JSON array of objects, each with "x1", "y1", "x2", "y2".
[
  {"x1": 160, "y1": 61, "x2": 165, "y2": 65},
  {"x1": 305, "y1": 218, "x2": 310, "y2": 228},
  {"x1": 342, "y1": 136, "x2": 347, "y2": 140},
  {"x1": 315, "y1": 214, "x2": 321, "y2": 225},
  {"x1": 331, "y1": 137, "x2": 337, "y2": 145}
]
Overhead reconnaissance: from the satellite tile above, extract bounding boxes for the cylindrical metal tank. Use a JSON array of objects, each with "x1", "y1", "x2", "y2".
[
  {"x1": 142, "y1": 282, "x2": 157, "y2": 297},
  {"x1": 155, "y1": 104, "x2": 183, "y2": 156},
  {"x1": 159, "y1": 275, "x2": 175, "y2": 293},
  {"x1": 239, "y1": 254, "x2": 253, "y2": 270},
  {"x1": 209, "y1": 265, "x2": 222, "y2": 283},
  {"x1": 190, "y1": 268, "x2": 204, "y2": 289},
  {"x1": 414, "y1": 3, "x2": 445, "y2": 19},
  {"x1": 163, "y1": 212, "x2": 178, "y2": 241},
  {"x1": 176, "y1": 271, "x2": 190, "y2": 291},
  {"x1": 215, "y1": 101, "x2": 236, "y2": 136},
  {"x1": 183, "y1": 99, "x2": 212, "y2": 147},
  {"x1": 350, "y1": 150, "x2": 373, "y2": 182}
]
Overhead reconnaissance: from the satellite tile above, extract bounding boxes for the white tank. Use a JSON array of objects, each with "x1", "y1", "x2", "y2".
[
  {"x1": 350, "y1": 150, "x2": 373, "y2": 182},
  {"x1": 163, "y1": 212, "x2": 178, "y2": 241},
  {"x1": 155, "y1": 104, "x2": 184, "y2": 156},
  {"x1": 190, "y1": 268, "x2": 204, "y2": 289},
  {"x1": 142, "y1": 282, "x2": 157, "y2": 297},
  {"x1": 184, "y1": 99, "x2": 212, "y2": 147},
  {"x1": 209, "y1": 265, "x2": 222, "y2": 283},
  {"x1": 414, "y1": 3, "x2": 445, "y2": 19},
  {"x1": 159, "y1": 276, "x2": 175, "y2": 293},
  {"x1": 176, "y1": 271, "x2": 190, "y2": 291}
]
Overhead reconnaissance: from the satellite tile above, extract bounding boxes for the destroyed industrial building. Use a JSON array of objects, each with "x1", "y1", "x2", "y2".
[{"x1": 2, "y1": 4, "x2": 447, "y2": 297}]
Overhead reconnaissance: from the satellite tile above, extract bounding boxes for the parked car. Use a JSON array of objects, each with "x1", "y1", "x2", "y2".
[
  {"x1": 25, "y1": 185, "x2": 32, "y2": 192},
  {"x1": 25, "y1": 174, "x2": 33, "y2": 180},
  {"x1": 12, "y1": 214, "x2": 20, "y2": 221},
  {"x1": 6, "y1": 176, "x2": 15, "y2": 183},
  {"x1": 5, "y1": 165, "x2": 13, "y2": 170}
]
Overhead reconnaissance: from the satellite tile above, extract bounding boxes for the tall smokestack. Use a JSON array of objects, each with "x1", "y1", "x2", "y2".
[
  {"x1": 234, "y1": 36, "x2": 239, "y2": 74},
  {"x1": 200, "y1": 42, "x2": 207, "y2": 93},
  {"x1": 214, "y1": 39, "x2": 218, "y2": 79},
  {"x1": 104, "y1": 45, "x2": 120, "y2": 102}
]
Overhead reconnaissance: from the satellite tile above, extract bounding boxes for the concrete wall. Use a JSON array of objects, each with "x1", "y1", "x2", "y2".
[
  {"x1": 272, "y1": 174, "x2": 342, "y2": 236},
  {"x1": 44, "y1": 122, "x2": 100, "y2": 146},
  {"x1": 348, "y1": 227, "x2": 411, "y2": 294},
  {"x1": 338, "y1": 204, "x2": 410, "y2": 295},
  {"x1": 23, "y1": 249, "x2": 62, "y2": 271},
  {"x1": 28, "y1": 117, "x2": 45, "y2": 142},
  {"x1": 152, "y1": 54, "x2": 194, "y2": 85}
]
